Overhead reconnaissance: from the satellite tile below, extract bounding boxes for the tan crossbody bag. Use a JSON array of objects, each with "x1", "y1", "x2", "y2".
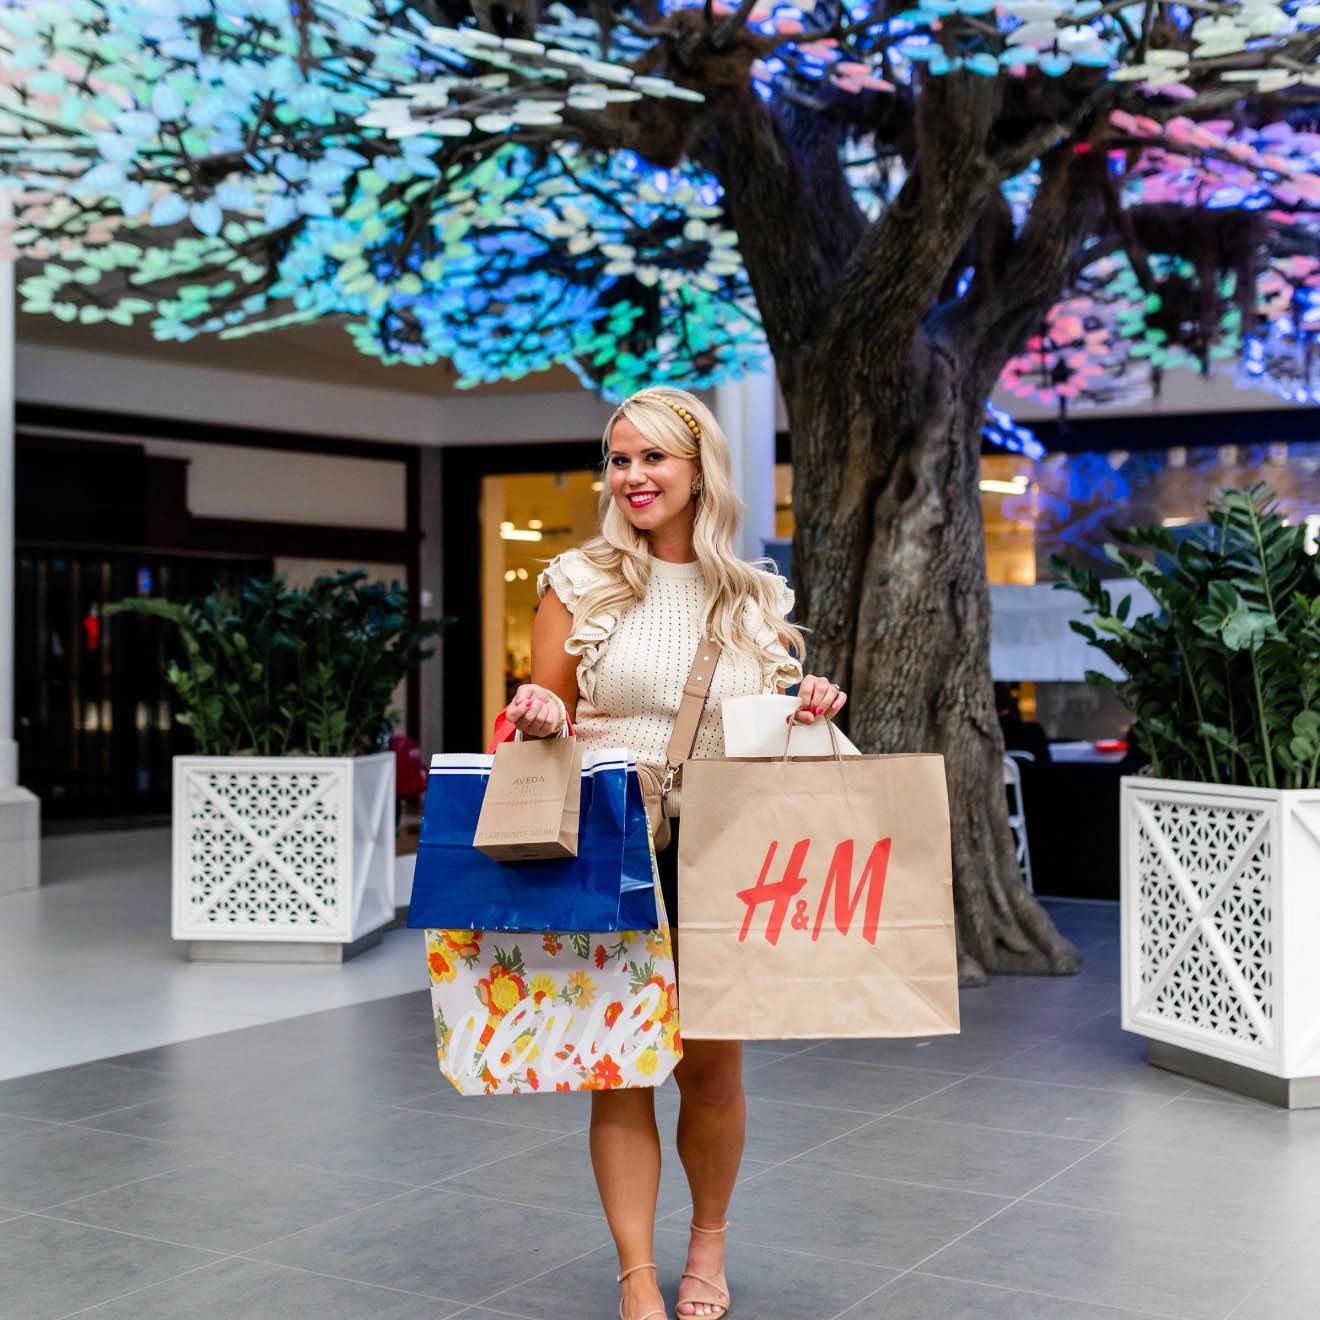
[{"x1": 637, "y1": 638, "x2": 722, "y2": 852}]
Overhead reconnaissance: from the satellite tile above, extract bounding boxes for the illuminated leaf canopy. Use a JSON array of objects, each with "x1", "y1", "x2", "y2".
[{"x1": 2, "y1": 0, "x2": 1320, "y2": 405}]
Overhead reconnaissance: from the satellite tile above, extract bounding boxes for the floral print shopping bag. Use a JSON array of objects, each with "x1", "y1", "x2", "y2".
[{"x1": 425, "y1": 881, "x2": 681, "y2": 1096}]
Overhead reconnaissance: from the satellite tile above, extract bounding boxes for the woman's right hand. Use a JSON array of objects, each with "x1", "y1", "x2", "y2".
[{"x1": 505, "y1": 684, "x2": 566, "y2": 739}]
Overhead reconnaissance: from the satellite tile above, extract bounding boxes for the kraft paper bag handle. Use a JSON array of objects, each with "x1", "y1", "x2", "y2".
[
  {"x1": 780, "y1": 711, "x2": 844, "y2": 762},
  {"x1": 514, "y1": 721, "x2": 573, "y2": 743}
]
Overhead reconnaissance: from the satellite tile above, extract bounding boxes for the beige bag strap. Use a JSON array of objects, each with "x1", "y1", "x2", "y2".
[{"x1": 662, "y1": 638, "x2": 722, "y2": 794}]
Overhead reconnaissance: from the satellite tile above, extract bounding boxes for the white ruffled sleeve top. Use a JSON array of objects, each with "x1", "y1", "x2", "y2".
[{"x1": 537, "y1": 549, "x2": 803, "y2": 766}]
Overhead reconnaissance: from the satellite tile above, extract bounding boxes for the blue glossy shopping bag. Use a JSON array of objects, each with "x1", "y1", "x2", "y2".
[{"x1": 407, "y1": 747, "x2": 659, "y2": 933}]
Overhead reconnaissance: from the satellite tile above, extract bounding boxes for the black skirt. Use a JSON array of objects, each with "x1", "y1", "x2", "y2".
[{"x1": 656, "y1": 818, "x2": 680, "y2": 925}]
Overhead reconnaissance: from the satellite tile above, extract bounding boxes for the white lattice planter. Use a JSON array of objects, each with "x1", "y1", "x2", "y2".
[
  {"x1": 172, "y1": 753, "x2": 395, "y2": 961},
  {"x1": 1121, "y1": 776, "x2": 1320, "y2": 1107}
]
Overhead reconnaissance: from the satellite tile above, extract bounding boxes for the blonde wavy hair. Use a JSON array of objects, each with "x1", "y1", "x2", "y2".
[{"x1": 571, "y1": 386, "x2": 806, "y2": 673}]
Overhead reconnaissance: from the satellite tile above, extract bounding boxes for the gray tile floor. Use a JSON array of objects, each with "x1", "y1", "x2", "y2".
[
  {"x1": 1, "y1": 828, "x2": 425, "y2": 1080},
  {"x1": 2, "y1": 900, "x2": 1318, "y2": 1320}
]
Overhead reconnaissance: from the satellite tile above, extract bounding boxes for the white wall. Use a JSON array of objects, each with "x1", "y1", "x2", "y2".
[
  {"x1": 16, "y1": 343, "x2": 437, "y2": 444},
  {"x1": 15, "y1": 343, "x2": 611, "y2": 447},
  {"x1": 996, "y1": 368, "x2": 1302, "y2": 423},
  {"x1": 140, "y1": 438, "x2": 407, "y2": 531},
  {"x1": 770, "y1": 366, "x2": 1299, "y2": 434},
  {"x1": 19, "y1": 341, "x2": 1305, "y2": 456}
]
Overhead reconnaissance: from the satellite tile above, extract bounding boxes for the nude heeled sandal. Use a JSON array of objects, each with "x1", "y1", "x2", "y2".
[
  {"x1": 618, "y1": 1262, "x2": 667, "y2": 1320},
  {"x1": 678, "y1": 1221, "x2": 732, "y2": 1320}
]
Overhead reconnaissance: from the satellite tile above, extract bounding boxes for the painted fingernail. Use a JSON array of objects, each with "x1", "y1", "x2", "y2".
[{"x1": 814, "y1": 706, "x2": 824, "y2": 715}]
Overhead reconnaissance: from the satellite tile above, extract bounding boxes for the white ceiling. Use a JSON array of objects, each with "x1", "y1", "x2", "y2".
[
  {"x1": 15, "y1": 307, "x2": 581, "y2": 398},
  {"x1": 16, "y1": 305, "x2": 1303, "y2": 433}
]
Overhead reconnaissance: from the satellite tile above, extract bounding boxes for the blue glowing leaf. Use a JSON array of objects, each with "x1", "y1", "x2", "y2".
[
  {"x1": 189, "y1": 199, "x2": 223, "y2": 235},
  {"x1": 80, "y1": 162, "x2": 127, "y2": 192},
  {"x1": 151, "y1": 83, "x2": 186, "y2": 120},
  {"x1": 149, "y1": 192, "x2": 189, "y2": 227}
]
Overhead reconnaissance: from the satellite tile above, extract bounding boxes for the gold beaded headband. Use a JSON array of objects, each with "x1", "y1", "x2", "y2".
[{"x1": 633, "y1": 391, "x2": 702, "y2": 444}]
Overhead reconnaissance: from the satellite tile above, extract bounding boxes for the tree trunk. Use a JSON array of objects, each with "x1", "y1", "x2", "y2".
[
  {"x1": 694, "y1": 69, "x2": 1087, "y2": 983},
  {"x1": 781, "y1": 334, "x2": 1080, "y2": 985}
]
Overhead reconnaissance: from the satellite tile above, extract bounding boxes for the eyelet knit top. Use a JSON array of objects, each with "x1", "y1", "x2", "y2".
[{"x1": 537, "y1": 549, "x2": 803, "y2": 767}]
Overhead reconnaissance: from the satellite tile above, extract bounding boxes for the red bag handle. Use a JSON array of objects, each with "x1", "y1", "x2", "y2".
[{"x1": 486, "y1": 709, "x2": 574, "y2": 754}]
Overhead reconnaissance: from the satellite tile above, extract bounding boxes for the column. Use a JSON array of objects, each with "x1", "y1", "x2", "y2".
[
  {"x1": 480, "y1": 474, "x2": 507, "y2": 740},
  {"x1": 0, "y1": 188, "x2": 41, "y2": 893},
  {"x1": 717, "y1": 370, "x2": 778, "y2": 563},
  {"x1": 417, "y1": 445, "x2": 444, "y2": 758}
]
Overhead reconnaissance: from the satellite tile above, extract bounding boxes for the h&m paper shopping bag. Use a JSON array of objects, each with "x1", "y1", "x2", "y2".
[
  {"x1": 676, "y1": 744, "x2": 959, "y2": 1040},
  {"x1": 425, "y1": 873, "x2": 682, "y2": 1095},
  {"x1": 410, "y1": 748, "x2": 657, "y2": 933},
  {"x1": 473, "y1": 732, "x2": 581, "y2": 861}
]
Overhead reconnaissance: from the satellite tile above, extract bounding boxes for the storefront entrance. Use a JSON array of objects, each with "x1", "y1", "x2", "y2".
[
  {"x1": 477, "y1": 468, "x2": 603, "y2": 736},
  {"x1": 441, "y1": 441, "x2": 600, "y2": 752},
  {"x1": 442, "y1": 439, "x2": 795, "y2": 748}
]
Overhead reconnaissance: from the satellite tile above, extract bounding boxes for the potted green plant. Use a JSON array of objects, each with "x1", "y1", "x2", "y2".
[
  {"x1": 109, "y1": 573, "x2": 445, "y2": 962},
  {"x1": 1054, "y1": 485, "x2": 1320, "y2": 1107}
]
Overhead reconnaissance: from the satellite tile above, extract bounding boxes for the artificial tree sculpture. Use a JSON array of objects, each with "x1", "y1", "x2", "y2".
[{"x1": 4, "y1": 0, "x2": 1320, "y2": 980}]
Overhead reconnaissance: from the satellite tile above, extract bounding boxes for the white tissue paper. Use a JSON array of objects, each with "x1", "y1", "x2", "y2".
[{"x1": 721, "y1": 694, "x2": 862, "y2": 759}]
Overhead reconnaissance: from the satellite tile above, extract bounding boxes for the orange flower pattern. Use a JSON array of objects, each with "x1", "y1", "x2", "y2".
[
  {"x1": 442, "y1": 930, "x2": 483, "y2": 964},
  {"x1": 426, "y1": 931, "x2": 457, "y2": 984},
  {"x1": 476, "y1": 963, "x2": 527, "y2": 1018},
  {"x1": 636, "y1": 973, "x2": 675, "y2": 1023},
  {"x1": 423, "y1": 878, "x2": 681, "y2": 1096},
  {"x1": 591, "y1": 1055, "x2": 624, "y2": 1088}
]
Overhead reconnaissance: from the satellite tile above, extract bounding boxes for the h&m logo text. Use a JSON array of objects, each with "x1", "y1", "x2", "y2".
[{"x1": 737, "y1": 838, "x2": 892, "y2": 946}]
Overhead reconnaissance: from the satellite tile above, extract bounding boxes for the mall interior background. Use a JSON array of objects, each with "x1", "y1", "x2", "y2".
[{"x1": 12, "y1": 317, "x2": 1320, "y2": 851}]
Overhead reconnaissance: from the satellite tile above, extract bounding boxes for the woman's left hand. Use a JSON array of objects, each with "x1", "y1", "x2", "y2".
[{"x1": 795, "y1": 674, "x2": 848, "y2": 723}]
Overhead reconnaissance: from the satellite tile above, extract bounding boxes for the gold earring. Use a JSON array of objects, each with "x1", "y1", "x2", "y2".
[{"x1": 690, "y1": 479, "x2": 703, "y2": 497}]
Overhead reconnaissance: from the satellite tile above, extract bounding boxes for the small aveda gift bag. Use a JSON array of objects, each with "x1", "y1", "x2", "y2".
[{"x1": 473, "y1": 731, "x2": 581, "y2": 861}]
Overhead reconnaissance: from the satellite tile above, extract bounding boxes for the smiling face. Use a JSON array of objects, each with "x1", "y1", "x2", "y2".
[{"x1": 606, "y1": 416, "x2": 701, "y2": 539}]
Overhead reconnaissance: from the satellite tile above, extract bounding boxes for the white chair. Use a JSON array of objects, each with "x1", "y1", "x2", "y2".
[{"x1": 1002, "y1": 752, "x2": 1035, "y2": 894}]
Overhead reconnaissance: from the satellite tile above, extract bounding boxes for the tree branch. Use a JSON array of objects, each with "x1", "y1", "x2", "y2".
[
  {"x1": 1097, "y1": 160, "x2": 1156, "y2": 293},
  {"x1": 826, "y1": 73, "x2": 1003, "y2": 370},
  {"x1": 1138, "y1": 83, "x2": 1320, "y2": 123},
  {"x1": 703, "y1": 91, "x2": 858, "y2": 360},
  {"x1": 712, "y1": 0, "x2": 758, "y2": 50},
  {"x1": 948, "y1": 145, "x2": 1104, "y2": 395},
  {"x1": 992, "y1": 104, "x2": 1090, "y2": 178}
]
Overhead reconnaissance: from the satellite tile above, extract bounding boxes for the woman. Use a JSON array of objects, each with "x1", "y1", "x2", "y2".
[{"x1": 504, "y1": 387, "x2": 848, "y2": 1320}]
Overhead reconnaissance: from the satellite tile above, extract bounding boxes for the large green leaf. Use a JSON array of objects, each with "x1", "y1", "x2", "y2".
[
  {"x1": 109, "y1": 571, "x2": 449, "y2": 756},
  {"x1": 1055, "y1": 484, "x2": 1320, "y2": 789}
]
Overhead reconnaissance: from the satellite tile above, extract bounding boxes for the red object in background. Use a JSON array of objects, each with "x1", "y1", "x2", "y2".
[
  {"x1": 389, "y1": 733, "x2": 427, "y2": 799},
  {"x1": 487, "y1": 710, "x2": 574, "y2": 753},
  {"x1": 1093, "y1": 739, "x2": 1128, "y2": 753},
  {"x1": 82, "y1": 607, "x2": 101, "y2": 653}
]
